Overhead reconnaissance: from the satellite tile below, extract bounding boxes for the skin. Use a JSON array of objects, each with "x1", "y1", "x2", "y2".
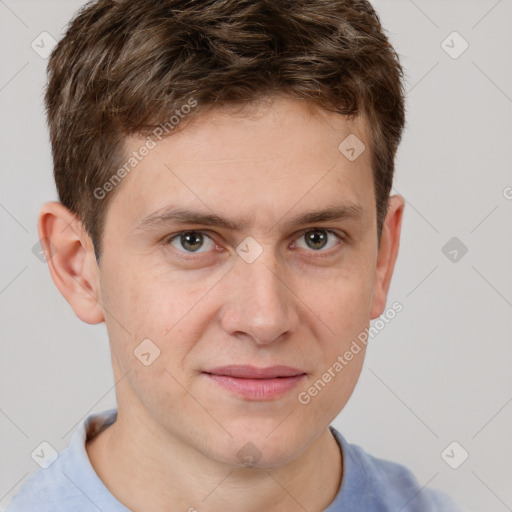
[{"x1": 38, "y1": 95, "x2": 404, "y2": 512}]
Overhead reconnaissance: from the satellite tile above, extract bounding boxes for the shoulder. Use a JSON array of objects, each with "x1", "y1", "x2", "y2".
[
  {"x1": 5, "y1": 408, "x2": 124, "y2": 512},
  {"x1": 5, "y1": 455, "x2": 77, "y2": 511},
  {"x1": 328, "y1": 426, "x2": 466, "y2": 511},
  {"x1": 350, "y1": 442, "x2": 460, "y2": 510}
]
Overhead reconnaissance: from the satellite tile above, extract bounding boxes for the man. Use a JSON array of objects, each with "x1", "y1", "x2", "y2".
[{"x1": 7, "y1": 0, "x2": 465, "y2": 510}]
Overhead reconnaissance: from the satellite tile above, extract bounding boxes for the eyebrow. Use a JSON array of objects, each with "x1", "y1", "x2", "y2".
[{"x1": 135, "y1": 203, "x2": 364, "y2": 232}]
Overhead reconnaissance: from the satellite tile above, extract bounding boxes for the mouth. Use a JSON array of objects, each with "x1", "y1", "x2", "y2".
[{"x1": 202, "y1": 365, "x2": 307, "y2": 400}]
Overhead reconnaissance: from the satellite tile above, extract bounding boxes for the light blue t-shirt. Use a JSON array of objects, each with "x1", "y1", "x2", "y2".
[{"x1": 6, "y1": 408, "x2": 464, "y2": 511}]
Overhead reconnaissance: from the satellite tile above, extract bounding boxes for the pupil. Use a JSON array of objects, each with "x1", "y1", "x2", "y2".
[
  {"x1": 182, "y1": 231, "x2": 203, "y2": 251},
  {"x1": 307, "y1": 230, "x2": 327, "y2": 250}
]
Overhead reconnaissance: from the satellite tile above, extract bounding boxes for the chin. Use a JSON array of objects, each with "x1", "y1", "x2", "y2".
[{"x1": 209, "y1": 426, "x2": 309, "y2": 469}]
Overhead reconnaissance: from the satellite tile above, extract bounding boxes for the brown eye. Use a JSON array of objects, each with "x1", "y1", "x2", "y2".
[
  {"x1": 304, "y1": 230, "x2": 328, "y2": 250},
  {"x1": 294, "y1": 229, "x2": 342, "y2": 252},
  {"x1": 168, "y1": 231, "x2": 215, "y2": 253}
]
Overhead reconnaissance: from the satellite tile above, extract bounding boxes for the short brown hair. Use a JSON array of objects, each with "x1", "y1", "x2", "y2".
[{"x1": 45, "y1": 0, "x2": 405, "y2": 262}]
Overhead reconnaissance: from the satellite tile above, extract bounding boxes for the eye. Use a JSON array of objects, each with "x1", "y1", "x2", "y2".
[
  {"x1": 167, "y1": 230, "x2": 216, "y2": 253},
  {"x1": 164, "y1": 228, "x2": 344, "y2": 258},
  {"x1": 293, "y1": 228, "x2": 343, "y2": 252}
]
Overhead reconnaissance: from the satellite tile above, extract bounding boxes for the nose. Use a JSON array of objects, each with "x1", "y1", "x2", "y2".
[{"x1": 219, "y1": 249, "x2": 299, "y2": 346}]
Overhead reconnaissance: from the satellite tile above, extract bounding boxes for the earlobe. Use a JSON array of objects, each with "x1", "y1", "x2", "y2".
[
  {"x1": 38, "y1": 201, "x2": 105, "y2": 324},
  {"x1": 370, "y1": 195, "x2": 405, "y2": 319}
]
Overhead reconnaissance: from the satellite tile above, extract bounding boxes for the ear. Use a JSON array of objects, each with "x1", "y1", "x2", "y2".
[
  {"x1": 370, "y1": 194, "x2": 405, "y2": 319},
  {"x1": 37, "y1": 201, "x2": 105, "y2": 324}
]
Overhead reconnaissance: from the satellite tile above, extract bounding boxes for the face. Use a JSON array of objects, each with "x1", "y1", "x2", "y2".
[{"x1": 93, "y1": 96, "x2": 388, "y2": 466}]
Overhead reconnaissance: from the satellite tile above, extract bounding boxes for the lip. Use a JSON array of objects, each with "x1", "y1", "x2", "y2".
[{"x1": 202, "y1": 365, "x2": 307, "y2": 400}]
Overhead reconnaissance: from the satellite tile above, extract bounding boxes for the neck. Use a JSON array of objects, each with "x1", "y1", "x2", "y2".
[{"x1": 86, "y1": 408, "x2": 343, "y2": 512}]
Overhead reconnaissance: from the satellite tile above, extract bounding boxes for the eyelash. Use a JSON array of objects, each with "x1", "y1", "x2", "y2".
[{"x1": 163, "y1": 228, "x2": 346, "y2": 260}]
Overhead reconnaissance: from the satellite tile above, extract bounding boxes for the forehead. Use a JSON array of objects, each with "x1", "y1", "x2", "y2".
[{"x1": 105, "y1": 97, "x2": 375, "y2": 231}]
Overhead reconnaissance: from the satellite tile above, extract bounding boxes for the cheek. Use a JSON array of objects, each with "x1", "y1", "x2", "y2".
[
  {"x1": 310, "y1": 265, "x2": 375, "y2": 341},
  {"x1": 101, "y1": 263, "x2": 205, "y2": 412},
  {"x1": 297, "y1": 262, "x2": 374, "y2": 409},
  {"x1": 102, "y1": 261, "x2": 215, "y2": 371}
]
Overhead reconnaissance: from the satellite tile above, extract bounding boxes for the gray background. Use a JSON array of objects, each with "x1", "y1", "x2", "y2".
[{"x1": 1, "y1": 1, "x2": 511, "y2": 510}]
